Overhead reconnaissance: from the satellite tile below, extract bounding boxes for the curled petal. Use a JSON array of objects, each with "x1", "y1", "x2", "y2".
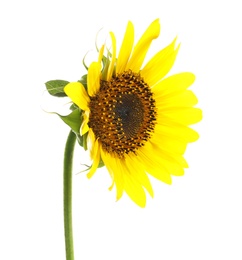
[
  {"x1": 98, "y1": 44, "x2": 105, "y2": 64},
  {"x1": 87, "y1": 133, "x2": 101, "y2": 179},
  {"x1": 87, "y1": 62, "x2": 101, "y2": 97},
  {"x1": 107, "y1": 32, "x2": 117, "y2": 81},
  {"x1": 80, "y1": 111, "x2": 90, "y2": 136}
]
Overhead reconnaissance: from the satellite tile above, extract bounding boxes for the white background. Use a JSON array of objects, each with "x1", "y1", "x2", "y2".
[{"x1": 1, "y1": 0, "x2": 242, "y2": 259}]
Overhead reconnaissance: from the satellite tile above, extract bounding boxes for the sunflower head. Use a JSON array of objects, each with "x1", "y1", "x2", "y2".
[{"x1": 48, "y1": 19, "x2": 202, "y2": 207}]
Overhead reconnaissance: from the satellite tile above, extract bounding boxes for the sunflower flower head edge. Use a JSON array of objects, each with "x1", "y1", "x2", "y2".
[{"x1": 46, "y1": 19, "x2": 202, "y2": 207}]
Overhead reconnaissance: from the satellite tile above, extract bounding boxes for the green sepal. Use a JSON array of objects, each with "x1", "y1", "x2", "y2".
[
  {"x1": 69, "y1": 103, "x2": 79, "y2": 111},
  {"x1": 78, "y1": 158, "x2": 105, "y2": 174},
  {"x1": 101, "y1": 55, "x2": 110, "y2": 80},
  {"x1": 76, "y1": 133, "x2": 84, "y2": 148},
  {"x1": 59, "y1": 109, "x2": 88, "y2": 149},
  {"x1": 82, "y1": 132, "x2": 88, "y2": 151},
  {"x1": 78, "y1": 74, "x2": 87, "y2": 90},
  {"x1": 76, "y1": 131, "x2": 88, "y2": 149},
  {"x1": 59, "y1": 109, "x2": 82, "y2": 134},
  {"x1": 45, "y1": 80, "x2": 69, "y2": 97},
  {"x1": 98, "y1": 157, "x2": 105, "y2": 168}
]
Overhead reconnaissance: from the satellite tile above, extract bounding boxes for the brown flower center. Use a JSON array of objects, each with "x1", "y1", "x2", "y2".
[{"x1": 88, "y1": 70, "x2": 156, "y2": 158}]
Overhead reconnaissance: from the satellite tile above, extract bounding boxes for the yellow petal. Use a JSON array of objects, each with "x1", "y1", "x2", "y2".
[
  {"x1": 152, "y1": 72, "x2": 196, "y2": 96},
  {"x1": 87, "y1": 137, "x2": 101, "y2": 179},
  {"x1": 141, "y1": 141, "x2": 186, "y2": 177},
  {"x1": 64, "y1": 82, "x2": 90, "y2": 111},
  {"x1": 80, "y1": 118, "x2": 89, "y2": 136},
  {"x1": 87, "y1": 62, "x2": 101, "y2": 97},
  {"x1": 151, "y1": 134, "x2": 187, "y2": 155},
  {"x1": 123, "y1": 173, "x2": 146, "y2": 208},
  {"x1": 136, "y1": 146, "x2": 172, "y2": 184},
  {"x1": 126, "y1": 19, "x2": 160, "y2": 72},
  {"x1": 87, "y1": 128, "x2": 96, "y2": 159},
  {"x1": 98, "y1": 44, "x2": 105, "y2": 64},
  {"x1": 158, "y1": 107, "x2": 203, "y2": 125},
  {"x1": 125, "y1": 154, "x2": 154, "y2": 198},
  {"x1": 156, "y1": 90, "x2": 198, "y2": 108},
  {"x1": 148, "y1": 167, "x2": 172, "y2": 184},
  {"x1": 107, "y1": 32, "x2": 117, "y2": 81},
  {"x1": 155, "y1": 123, "x2": 199, "y2": 143},
  {"x1": 141, "y1": 37, "x2": 179, "y2": 86},
  {"x1": 101, "y1": 149, "x2": 124, "y2": 200},
  {"x1": 149, "y1": 140, "x2": 188, "y2": 170},
  {"x1": 116, "y1": 21, "x2": 134, "y2": 74}
]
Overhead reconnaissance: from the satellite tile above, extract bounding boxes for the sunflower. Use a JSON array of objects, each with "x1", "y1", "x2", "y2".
[{"x1": 64, "y1": 19, "x2": 202, "y2": 207}]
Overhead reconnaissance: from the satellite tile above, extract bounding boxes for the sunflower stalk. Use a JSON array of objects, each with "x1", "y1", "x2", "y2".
[{"x1": 63, "y1": 130, "x2": 76, "y2": 260}]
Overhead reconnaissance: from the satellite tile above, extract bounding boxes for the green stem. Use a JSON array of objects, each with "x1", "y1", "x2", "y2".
[{"x1": 63, "y1": 130, "x2": 76, "y2": 260}]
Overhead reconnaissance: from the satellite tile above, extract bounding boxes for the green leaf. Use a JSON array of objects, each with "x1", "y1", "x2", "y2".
[
  {"x1": 45, "y1": 80, "x2": 69, "y2": 97},
  {"x1": 59, "y1": 109, "x2": 82, "y2": 134}
]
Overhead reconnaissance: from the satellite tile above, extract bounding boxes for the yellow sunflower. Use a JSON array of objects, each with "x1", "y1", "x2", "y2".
[{"x1": 64, "y1": 19, "x2": 202, "y2": 207}]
